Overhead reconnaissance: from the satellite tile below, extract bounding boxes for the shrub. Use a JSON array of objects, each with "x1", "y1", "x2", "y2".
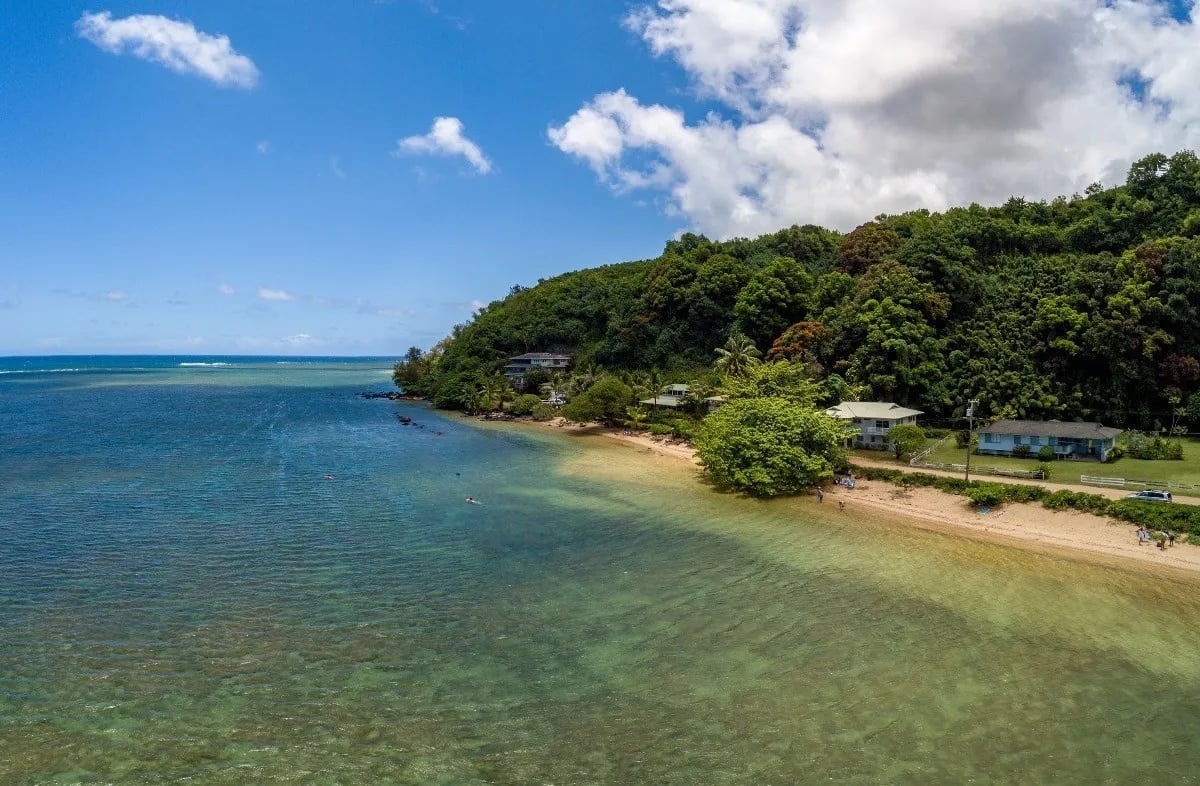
[
  {"x1": 964, "y1": 484, "x2": 1009, "y2": 507},
  {"x1": 1123, "y1": 432, "x2": 1184, "y2": 460},
  {"x1": 531, "y1": 403, "x2": 556, "y2": 421},
  {"x1": 923, "y1": 427, "x2": 951, "y2": 439},
  {"x1": 955, "y1": 430, "x2": 971, "y2": 448},
  {"x1": 1037, "y1": 461, "x2": 1052, "y2": 479},
  {"x1": 649, "y1": 423, "x2": 674, "y2": 436},
  {"x1": 671, "y1": 419, "x2": 698, "y2": 440},
  {"x1": 1012, "y1": 444, "x2": 1032, "y2": 459},
  {"x1": 1037, "y1": 445, "x2": 1055, "y2": 462},
  {"x1": 509, "y1": 394, "x2": 542, "y2": 417}
]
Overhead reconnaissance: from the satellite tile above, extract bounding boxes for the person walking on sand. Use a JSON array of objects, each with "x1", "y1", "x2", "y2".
[
  {"x1": 816, "y1": 486, "x2": 824, "y2": 503},
  {"x1": 1168, "y1": 531, "x2": 1177, "y2": 548},
  {"x1": 1137, "y1": 526, "x2": 1149, "y2": 545},
  {"x1": 838, "y1": 500, "x2": 845, "y2": 512},
  {"x1": 1158, "y1": 531, "x2": 1168, "y2": 550}
]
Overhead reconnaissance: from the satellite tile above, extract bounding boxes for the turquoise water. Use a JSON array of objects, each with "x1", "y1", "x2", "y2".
[{"x1": 2, "y1": 357, "x2": 1199, "y2": 784}]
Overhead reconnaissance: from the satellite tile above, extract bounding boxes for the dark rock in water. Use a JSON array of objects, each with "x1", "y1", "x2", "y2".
[
  {"x1": 360, "y1": 391, "x2": 406, "y2": 400},
  {"x1": 396, "y1": 415, "x2": 413, "y2": 424}
]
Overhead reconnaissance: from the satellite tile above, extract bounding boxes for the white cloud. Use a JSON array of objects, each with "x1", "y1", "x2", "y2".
[
  {"x1": 256, "y1": 140, "x2": 270, "y2": 154},
  {"x1": 103, "y1": 290, "x2": 127, "y2": 301},
  {"x1": 258, "y1": 287, "x2": 293, "y2": 301},
  {"x1": 76, "y1": 11, "x2": 259, "y2": 89},
  {"x1": 395, "y1": 117, "x2": 493, "y2": 174},
  {"x1": 283, "y1": 333, "x2": 317, "y2": 346},
  {"x1": 218, "y1": 283, "x2": 235, "y2": 296},
  {"x1": 550, "y1": 0, "x2": 1200, "y2": 235},
  {"x1": 330, "y1": 156, "x2": 347, "y2": 179}
]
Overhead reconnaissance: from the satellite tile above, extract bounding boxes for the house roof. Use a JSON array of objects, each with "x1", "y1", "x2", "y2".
[
  {"x1": 507, "y1": 352, "x2": 571, "y2": 361},
  {"x1": 641, "y1": 396, "x2": 683, "y2": 408},
  {"x1": 825, "y1": 401, "x2": 924, "y2": 420},
  {"x1": 980, "y1": 419, "x2": 1123, "y2": 440}
]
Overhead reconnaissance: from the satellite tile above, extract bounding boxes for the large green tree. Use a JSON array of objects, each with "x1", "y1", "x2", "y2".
[
  {"x1": 695, "y1": 398, "x2": 853, "y2": 496},
  {"x1": 561, "y1": 376, "x2": 633, "y2": 425}
]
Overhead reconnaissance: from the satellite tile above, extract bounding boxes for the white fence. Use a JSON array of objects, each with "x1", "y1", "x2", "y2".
[
  {"x1": 913, "y1": 461, "x2": 1047, "y2": 480},
  {"x1": 1080, "y1": 475, "x2": 1200, "y2": 493}
]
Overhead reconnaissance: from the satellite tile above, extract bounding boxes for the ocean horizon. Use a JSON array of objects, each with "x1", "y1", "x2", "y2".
[{"x1": 3, "y1": 357, "x2": 1200, "y2": 784}]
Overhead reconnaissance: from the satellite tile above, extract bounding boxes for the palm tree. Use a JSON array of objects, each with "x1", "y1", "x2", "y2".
[
  {"x1": 714, "y1": 333, "x2": 762, "y2": 378},
  {"x1": 480, "y1": 375, "x2": 511, "y2": 412},
  {"x1": 462, "y1": 386, "x2": 484, "y2": 415},
  {"x1": 567, "y1": 364, "x2": 599, "y2": 396},
  {"x1": 624, "y1": 406, "x2": 649, "y2": 432}
]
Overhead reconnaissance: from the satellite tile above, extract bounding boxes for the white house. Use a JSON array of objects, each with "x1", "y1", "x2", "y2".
[
  {"x1": 825, "y1": 401, "x2": 924, "y2": 450},
  {"x1": 977, "y1": 419, "x2": 1122, "y2": 461},
  {"x1": 638, "y1": 383, "x2": 724, "y2": 412},
  {"x1": 503, "y1": 352, "x2": 571, "y2": 384}
]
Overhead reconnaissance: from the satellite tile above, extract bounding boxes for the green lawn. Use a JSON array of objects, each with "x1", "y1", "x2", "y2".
[{"x1": 910, "y1": 437, "x2": 1200, "y2": 488}]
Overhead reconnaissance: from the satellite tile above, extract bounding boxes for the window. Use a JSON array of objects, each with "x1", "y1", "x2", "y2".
[
  {"x1": 876, "y1": 420, "x2": 889, "y2": 429},
  {"x1": 1030, "y1": 436, "x2": 1041, "y2": 446},
  {"x1": 983, "y1": 433, "x2": 999, "y2": 444}
]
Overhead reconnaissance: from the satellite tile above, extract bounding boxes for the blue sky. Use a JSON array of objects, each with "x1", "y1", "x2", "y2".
[
  {"x1": 1, "y1": 1, "x2": 690, "y2": 355},
  {"x1": 4, "y1": 1, "x2": 1199, "y2": 356}
]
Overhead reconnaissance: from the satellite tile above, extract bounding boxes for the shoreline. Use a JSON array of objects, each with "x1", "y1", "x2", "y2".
[{"x1": 494, "y1": 415, "x2": 1200, "y2": 579}]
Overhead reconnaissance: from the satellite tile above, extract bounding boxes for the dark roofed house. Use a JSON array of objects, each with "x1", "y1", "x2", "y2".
[
  {"x1": 503, "y1": 352, "x2": 571, "y2": 383},
  {"x1": 977, "y1": 419, "x2": 1122, "y2": 461}
]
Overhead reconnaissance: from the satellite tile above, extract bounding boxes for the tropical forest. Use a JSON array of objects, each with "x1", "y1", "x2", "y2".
[{"x1": 397, "y1": 151, "x2": 1200, "y2": 434}]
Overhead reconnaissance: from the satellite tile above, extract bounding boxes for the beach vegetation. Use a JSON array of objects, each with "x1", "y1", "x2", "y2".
[
  {"x1": 695, "y1": 398, "x2": 853, "y2": 496},
  {"x1": 561, "y1": 375, "x2": 633, "y2": 426},
  {"x1": 624, "y1": 406, "x2": 649, "y2": 431},
  {"x1": 510, "y1": 394, "x2": 542, "y2": 416},
  {"x1": 1038, "y1": 445, "x2": 1055, "y2": 462},
  {"x1": 531, "y1": 403, "x2": 556, "y2": 421}
]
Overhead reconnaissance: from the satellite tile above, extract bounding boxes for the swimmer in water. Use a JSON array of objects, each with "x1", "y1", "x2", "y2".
[
  {"x1": 323, "y1": 474, "x2": 334, "y2": 480},
  {"x1": 465, "y1": 496, "x2": 480, "y2": 504}
]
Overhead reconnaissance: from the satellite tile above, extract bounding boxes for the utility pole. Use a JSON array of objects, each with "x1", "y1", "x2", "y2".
[{"x1": 965, "y1": 398, "x2": 979, "y2": 483}]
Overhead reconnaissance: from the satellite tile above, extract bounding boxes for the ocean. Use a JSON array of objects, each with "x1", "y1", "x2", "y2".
[{"x1": 2, "y1": 356, "x2": 1199, "y2": 784}]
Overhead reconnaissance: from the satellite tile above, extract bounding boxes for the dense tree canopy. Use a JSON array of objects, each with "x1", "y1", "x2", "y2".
[
  {"x1": 399, "y1": 151, "x2": 1200, "y2": 431},
  {"x1": 694, "y1": 398, "x2": 852, "y2": 496}
]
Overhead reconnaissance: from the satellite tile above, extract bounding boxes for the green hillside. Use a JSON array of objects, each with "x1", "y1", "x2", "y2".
[{"x1": 400, "y1": 151, "x2": 1200, "y2": 429}]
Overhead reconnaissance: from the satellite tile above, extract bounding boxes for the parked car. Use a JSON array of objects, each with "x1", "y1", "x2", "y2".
[{"x1": 1125, "y1": 490, "x2": 1173, "y2": 503}]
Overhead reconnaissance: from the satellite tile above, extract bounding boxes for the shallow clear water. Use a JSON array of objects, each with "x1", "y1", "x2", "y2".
[{"x1": 2, "y1": 357, "x2": 1199, "y2": 784}]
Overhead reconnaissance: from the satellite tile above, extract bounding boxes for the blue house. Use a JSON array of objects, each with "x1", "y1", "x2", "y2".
[{"x1": 977, "y1": 419, "x2": 1122, "y2": 461}]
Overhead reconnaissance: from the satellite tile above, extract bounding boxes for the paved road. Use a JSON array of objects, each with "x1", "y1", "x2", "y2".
[{"x1": 850, "y1": 454, "x2": 1200, "y2": 506}]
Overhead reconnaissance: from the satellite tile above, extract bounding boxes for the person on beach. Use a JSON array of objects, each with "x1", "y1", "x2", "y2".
[
  {"x1": 1137, "y1": 526, "x2": 1150, "y2": 545},
  {"x1": 816, "y1": 486, "x2": 824, "y2": 503},
  {"x1": 1168, "y1": 531, "x2": 1176, "y2": 547},
  {"x1": 838, "y1": 500, "x2": 845, "y2": 512},
  {"x1": 1158, "y1": 531, "x2": 1168, "y2": 550}
]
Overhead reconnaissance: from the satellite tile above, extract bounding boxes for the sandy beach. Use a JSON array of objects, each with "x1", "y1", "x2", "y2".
[{"x1": 523, "y1": 417, "x2": 1200, "y2": 577}]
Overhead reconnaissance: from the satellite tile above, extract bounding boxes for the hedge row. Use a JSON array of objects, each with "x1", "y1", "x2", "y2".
[{"x1": 848, "y1": 465, "x2": 1200, "y2": 538}]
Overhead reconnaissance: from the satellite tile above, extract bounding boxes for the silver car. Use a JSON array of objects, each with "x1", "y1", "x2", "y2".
[{"x1": 1125, "y1": 490, "x2": 1173, "y2": 503}]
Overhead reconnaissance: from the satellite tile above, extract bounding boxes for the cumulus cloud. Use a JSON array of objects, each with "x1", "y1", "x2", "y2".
[
  {"x1": 218, "y1": 283, "x2": 235, "y2": 296},
  {"x1": 103, "y1": 290, "x2": 127, "y2": 301},
  {"x1": 282, "y1": 333, "x2": 317, "y2": 346},
  {"x1": 75, "y1": 11, "x2": 259, "y2": 88},
  {"x1": 256, "y1": 140, "x2": 270, "y2": 154},
  {"x1": 330, "y1": 156, "x2": 347, "y2": 179},
  {"x1": 395, "y1": 117, "x2": 493, "y2": 174},
  {"x1": 257, "y1": 287, "x2": 293, "y2": 301},
  {"x1": 550, "y1": 0, "x2": 1200, "y2": 235}
]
